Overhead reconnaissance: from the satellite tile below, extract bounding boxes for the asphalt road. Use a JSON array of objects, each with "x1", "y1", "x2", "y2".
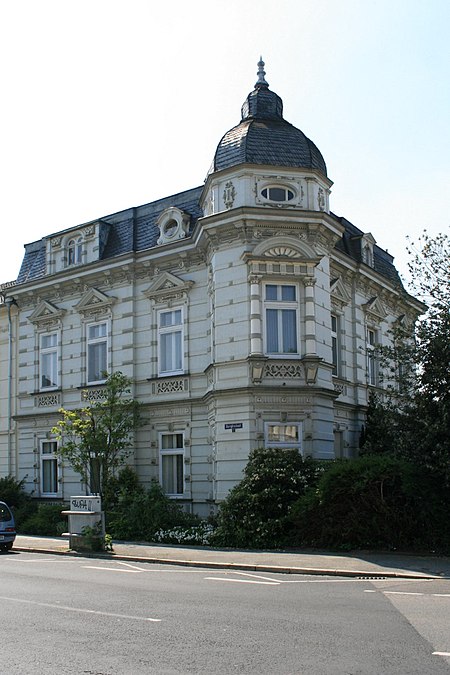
[{"x1": 1, "y1": 551, "x2": 450, "y2": 675}]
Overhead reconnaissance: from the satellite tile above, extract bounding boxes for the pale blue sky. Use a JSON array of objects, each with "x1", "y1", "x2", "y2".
[{"x1": 1, "y1": 0, "x2": 448, "y2": 286}]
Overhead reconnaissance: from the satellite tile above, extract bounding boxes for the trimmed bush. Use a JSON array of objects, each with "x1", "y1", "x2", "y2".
[
  {"x1": 289, "y1": 455, "x2": 450, "y2": 552},
  {"x1": 211, "y1": 448, "x2": 324, "y2": 549}
]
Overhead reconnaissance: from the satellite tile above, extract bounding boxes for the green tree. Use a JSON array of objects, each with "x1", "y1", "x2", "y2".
[
  {"x1": 52, "y1": 372, "x2": 144, "y2": 508},
  {"x1": 362, "y1": 232, "x2": 450, "y2": 478}
]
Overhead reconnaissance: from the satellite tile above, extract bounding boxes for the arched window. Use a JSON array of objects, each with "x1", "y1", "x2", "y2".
[{"x1": 67, "y1": 236, "x2": 83, "y2": 266}]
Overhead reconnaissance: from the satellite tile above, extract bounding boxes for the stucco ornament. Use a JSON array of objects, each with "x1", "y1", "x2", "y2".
[{"x1": 223, "y1": 181, "x2": 236, "y2": 209}]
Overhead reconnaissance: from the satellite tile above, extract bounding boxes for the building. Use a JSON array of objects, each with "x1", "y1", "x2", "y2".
[{"x1": 0, "y1": 60, "x2": 423, "y2": 516}]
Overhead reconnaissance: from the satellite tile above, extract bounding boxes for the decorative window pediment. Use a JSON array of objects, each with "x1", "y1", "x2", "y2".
[
  {"x1": 143, "y1": 272, "x2": 194, "y2": 302},
  {"x1": 28, "y1": 300, "x2": 65, "y2": 327},
  {"x1": 74, "y1": 288, "x2": 116, "y2": 316},
  {"x1": 156, "y1": 207, "x2": 190, "y2": 245},
  {"x1": 330, "y1": 277, "x2": 351, "y2": 310},
  {"x1": 362, "y1": 296, "x2": 387, "y2": 321}
]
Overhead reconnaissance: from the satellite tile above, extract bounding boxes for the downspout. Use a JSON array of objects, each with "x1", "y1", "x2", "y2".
[{"x1": 5, "y1": 296, "x2": 18, "y2": 476}]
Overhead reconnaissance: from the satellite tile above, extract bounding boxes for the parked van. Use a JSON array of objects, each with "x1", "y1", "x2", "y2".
[{"x1": 0, "y1": 501, "x2": 16, "y2": 552}]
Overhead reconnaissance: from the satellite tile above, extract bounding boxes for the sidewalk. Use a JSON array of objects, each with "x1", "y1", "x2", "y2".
[{"x1": 13, "y1": 535, "x2": 450, "y2": 579}]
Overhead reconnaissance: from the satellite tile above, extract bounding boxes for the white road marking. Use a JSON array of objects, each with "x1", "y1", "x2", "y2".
[
  {"x1": 224, "y1": 571, "x2": 362, "y2": 584},
  {"x1": 433, "y1": 652, "x2": 450, "y2": 656},
  {"x1": 4, "y1": 558, "x2": 79, "y2": 563},
  {"x1": 365, "y1": 590, "x2": 450, "y2": 599},
  {"x1": 273, "y1": 579, "x2": 359, "y2": 583},
  {"x1": 233, "y1": 571, "x2": 284, "y2": 582},
  {"x1": 384, "y1": 591, "x2": 424, "y2": 596},
  {"x1": 83, "y1": 565, "x2": 141, "y2": 573},
  {"x1": 117, "y1": 561, "x2": 148, "y2": 572},
  {"x1": 0, "y1": 595, "x2": 161, "y2": 622},
  {"x1": 205, "y1": 577, "x2": 280, "y2": 585}
]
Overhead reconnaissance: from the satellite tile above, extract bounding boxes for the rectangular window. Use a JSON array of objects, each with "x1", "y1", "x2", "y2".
[
  {"x1": 40, "y1": 332, "x2": 58, "y2": 390},
  {"x1": 331, "y1": 314, "x2": 339, "y2": 376},
  {"x1": 87, "y1": 322, "x2": 108, "y2": 383},
  {"x1": 158, "y1": 309, "x2": 183, "y2": 375},
  {"x1": 367, "y1": 328, "x2": 377, "y2": 386},
  {"x1": 264, "y1": 422, "x2": 302, "y2": 452},
  {"x1": 160, "y1": 433, "x2": 184, "y2": 496},
  {"x1": 264, "y1": 284, "x2": 298, "y2": 355},
  {"x1": 41, "y1": 440, "x2": 58, "y2": 496}
]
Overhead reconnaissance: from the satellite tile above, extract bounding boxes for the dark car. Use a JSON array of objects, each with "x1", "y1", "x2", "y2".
[{"x1": 0, "y1": 501, "x2": 16, "y2": 552}]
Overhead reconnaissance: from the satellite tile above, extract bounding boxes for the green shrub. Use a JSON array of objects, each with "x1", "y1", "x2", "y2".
[
  {"x1": 104, "y1": 465, "x2": 145, "y2": 509},
  {"x1": 0, "y1": 475, "x2": 29, "y2": 508},
  {"x1": 19, "y1": 503, "x2": 68, "y2": 536},
  {"x1": 211, "y1": 448, "x2": 324, "y2": 549},
  {"x1": 289, "y1": 455, "x2": 450, "y2": 552},
  {"x1": 107, "y1": 480, "x2": 198, "y2": 541}
]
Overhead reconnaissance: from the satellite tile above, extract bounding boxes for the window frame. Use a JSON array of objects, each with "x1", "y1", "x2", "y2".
[
  {"x1": 264, "y1": 422, "x2": 303, "y2": 453},
  {"x1": 367, "y1": 327, "x2": 378, "y2": 386},
  {"x1": 40, "y1": 440, "x2": 59, "y2": 497},
  {"x1": 260, "y1": 185, "x2": 295, "y2": 203},
  {"x1": 159, "y1": 432, "x2": 185, "y2": 497},
  {"x1": 331, "y1": 313, "x2": 340, "y2": 377},
  {"x1": 157, "y1": 307, "x2": 184, "y2": 376},
  {"x1": 86, "y1": 320, "x2": 109, "y2": 384},
  {"x1": 39, "y1": 331, "x2": 59, "y2": 391},
  {"x1": 263, "y1": 282, "x2": 300, "y2": 357},
  {"x1": 67, "y1": 236, "x2": 83, "y2": 266}
]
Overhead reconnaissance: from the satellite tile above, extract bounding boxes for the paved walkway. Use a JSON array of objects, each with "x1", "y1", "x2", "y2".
[{"x1": 13, "y1": 535, "x2": 450, "y2": 579}]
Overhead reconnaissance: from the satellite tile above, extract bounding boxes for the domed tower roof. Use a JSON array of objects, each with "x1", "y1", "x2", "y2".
[{"x1": 211, "y1": 59, "x2": 327, "y2": 177}]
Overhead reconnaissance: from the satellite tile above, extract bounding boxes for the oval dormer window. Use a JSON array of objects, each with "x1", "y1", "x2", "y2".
[
  {"x1": 163, "y1": 219, "x2": 178, "y2": 238},
  {"x1": 261, "y1": 186, "x2": 295, "y2": 202}
]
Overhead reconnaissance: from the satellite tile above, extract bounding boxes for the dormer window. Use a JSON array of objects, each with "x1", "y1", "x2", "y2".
[
  {"x1": 163, "y1": 219, "x2": 178, "y2": 239},
  {"x1": 360, "y1": 233, "x2": 376, "y2": 269},
  {"x1": 67, "y1": 236, "x2": 83, "y2": 266},
  {"x1": 261, "y1": 186, "x2": 295, "y2": 202},
  {"x1": 362, "y1": 244, "x2": 373, "y2": 267},
  {"x1": 156, "y1": 207, "x2": 190, "y2": 245}
]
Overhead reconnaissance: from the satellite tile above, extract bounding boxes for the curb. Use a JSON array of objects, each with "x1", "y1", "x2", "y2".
[{"x1": 12, "y1": 546, "x2": 443, "y2": 579}]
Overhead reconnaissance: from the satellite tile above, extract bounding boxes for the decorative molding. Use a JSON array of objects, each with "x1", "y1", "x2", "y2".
[
  {"x1": 330, "y1": 277, "x2": 351, "y2": 309},
  {"x1": 264, "y1": 362, "x2": 303, "y2": 379},
  {"x1": 36, "y1": 393, "x2": 61, "y2": 407},
  {"x1": 28, "y1": 300, "x2": 66, "y2": 327},
  {"x1": 143, "y1": 271, "x2": 194, "y2": 302},
  {"x1": 264, "y1": 246, "x2": 301, "y2": 258},
  {"x1": 74, "y1": 288, "x2": 116, "y2": 316},
  {"x1": 362, "y1": 295, "x2": 388, "y2": 321},
  {"x1": 153, "y1": 378, "x2": 188, "y2": 395},
  {"x1": 81, "y1": 388, "x2": 107, "y2": 402},
  {"x1": 223, "y1": 181, "x2": 236, "y2": 209}
]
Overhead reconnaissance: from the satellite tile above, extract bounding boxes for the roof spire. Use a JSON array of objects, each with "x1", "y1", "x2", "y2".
[{"x1": 255, "y1": 56, "x2": 269, "y2": 88}]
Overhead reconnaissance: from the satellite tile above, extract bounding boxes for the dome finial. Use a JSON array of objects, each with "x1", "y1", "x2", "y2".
[{"x1": 255, "y1": 56, "x2": 269, "y2": 88}]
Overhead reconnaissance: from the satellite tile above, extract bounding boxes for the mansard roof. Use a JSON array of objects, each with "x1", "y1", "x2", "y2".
[
  {"x1": 332, "y1": 213, "x2": 403, "y2": 287},
  {"x1": 16, "y1": 186, "x2": 203, "y2": 284}
]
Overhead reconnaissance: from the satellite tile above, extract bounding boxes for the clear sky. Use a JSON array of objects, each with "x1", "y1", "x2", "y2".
[{"x1": 1, "y1": 0, "x2": 448, "y2": 287}]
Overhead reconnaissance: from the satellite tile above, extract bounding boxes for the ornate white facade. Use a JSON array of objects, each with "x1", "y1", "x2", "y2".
[{"x1": 0, "y1": 62, "x2": 423, "y2": 515}]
